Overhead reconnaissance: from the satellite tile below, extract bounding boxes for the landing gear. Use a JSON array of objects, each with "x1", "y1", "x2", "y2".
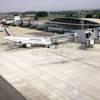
[
  {"x1": 45, "y1": 44, "x2": 58, "y2": 49},
  {"x1": 25, "y1": 44, "x2": 32, "y2": 48},
  {"x1": 45, "y1": 45, "x2": 51, "y2": 48}
]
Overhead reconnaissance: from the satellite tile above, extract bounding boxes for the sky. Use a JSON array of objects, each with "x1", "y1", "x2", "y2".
[{"x1": 0, "y1": 0, "x2": 100, "y2": 12}]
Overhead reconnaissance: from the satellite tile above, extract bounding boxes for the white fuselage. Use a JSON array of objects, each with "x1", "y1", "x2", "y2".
[{"x1": 5, "y1": 36, "x2": 52, "y2": 47}]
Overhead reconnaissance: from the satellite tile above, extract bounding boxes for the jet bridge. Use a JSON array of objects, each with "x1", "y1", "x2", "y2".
[
  {"x1": 50, "y1": 30, "x2": 95, "y2": 48},
  {"x1": 50, "y1": 33, "x2": 74, "y2": 44}
]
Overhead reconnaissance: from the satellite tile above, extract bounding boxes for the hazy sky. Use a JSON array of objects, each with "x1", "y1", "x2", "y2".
[{"x1": 0, "y1": 0, "x2": 100, "y2": 12}]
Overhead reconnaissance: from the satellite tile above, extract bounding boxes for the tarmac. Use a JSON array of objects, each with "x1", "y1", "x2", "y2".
[
  {"x1": 0, "y1": 26, "x2": 100, "y2": 100},
  {"x1": 0, "y1": 76, "x2": 27, "y2": 100}
]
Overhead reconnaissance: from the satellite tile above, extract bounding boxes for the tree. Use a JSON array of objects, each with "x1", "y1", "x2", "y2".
[
  {"x1": 85, "y1": 14, "x2": 93, "y2": 18},
  {"x1": 96, "y1": 13, "x2": 100, "y2": 18},
  {"x1": 35, "y1": 11, "x2": 48, "y2": 18}
]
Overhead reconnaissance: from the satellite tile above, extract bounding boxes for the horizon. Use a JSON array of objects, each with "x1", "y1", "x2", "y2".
[{"x1": 1, "y1": 8, "x2": 100, "y2": 14}]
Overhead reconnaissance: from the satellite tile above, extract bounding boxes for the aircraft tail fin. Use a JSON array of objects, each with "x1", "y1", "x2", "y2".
[{"x1": 3, "y1": 28, "x2": 12, "y2": 36}]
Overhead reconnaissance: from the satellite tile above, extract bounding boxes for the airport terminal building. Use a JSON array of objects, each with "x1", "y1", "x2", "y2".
[{"x1": 46, "y1": 18, "x2": 100, "y2": 32}]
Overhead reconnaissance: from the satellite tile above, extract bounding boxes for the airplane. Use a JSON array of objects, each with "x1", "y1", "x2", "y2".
[
  {"x1": 3, "y1": 27, "x2": 95, "y2": 49},
  {"x1": 3, "y1": 28, "x2": 52, "y2": 48}
]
